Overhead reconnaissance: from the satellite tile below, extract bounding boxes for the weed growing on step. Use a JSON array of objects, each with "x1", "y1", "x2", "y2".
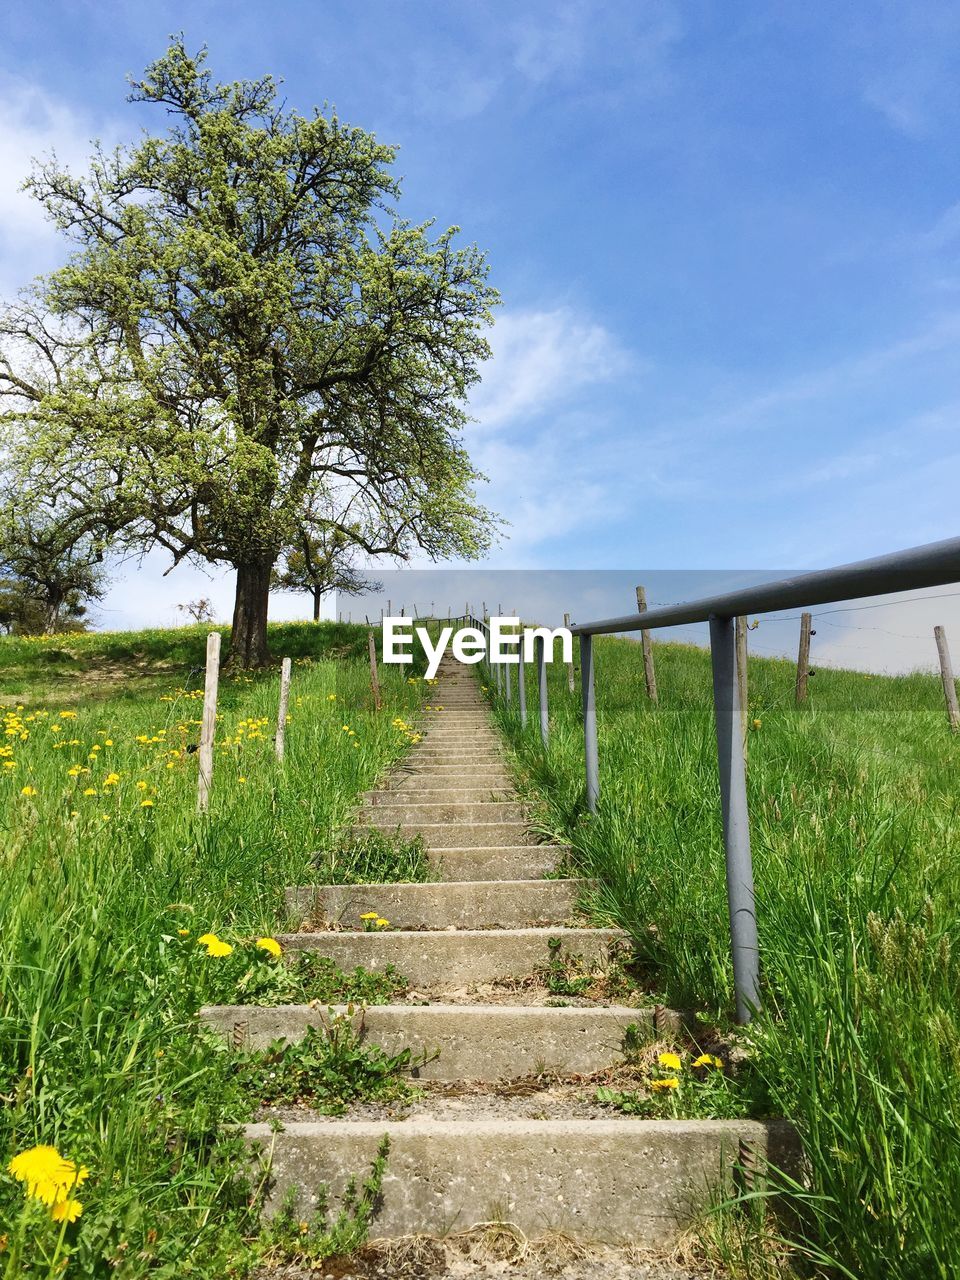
[
  {"x1": 495, "y1": 635, "x2": 960, "y2": 1276},
  {"x1": 314, "y1": 827, "x2": 434, "y2": 884},
  {"x1": 254, "y1": 1136, "x2": 389, "y2": 1268},
  {"x1": 540, "y1": 936, "x2": 651, "y2": 1004},
  {"x1": 239, "y1": 1019, "x2": 423, "y2": 1114},
  {"x1": 595, "y1": 1043, "x2": 765, "y2": 1121}
]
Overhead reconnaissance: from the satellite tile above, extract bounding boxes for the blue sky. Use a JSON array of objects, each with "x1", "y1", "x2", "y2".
[{"x1": 3, "y1": 2, "x2": 960, "y2": 668}]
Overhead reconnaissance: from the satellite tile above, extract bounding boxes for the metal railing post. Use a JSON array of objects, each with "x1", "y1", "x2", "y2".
[
  {"x1": 709, "y1": 614, "x2": 760, "y2": 1024},
  {"x1": 580, "y1": 633, "x2": 598, "y2": 810},
  {"x1": 518, "y1": 639, "x2": 527, "y2": 727},
  {"x1": 535, "y1": 634, "x2": 549, "y2": 746},
  {"x1": 504, "y1": 638, "x2": 513, "y2": 704}
]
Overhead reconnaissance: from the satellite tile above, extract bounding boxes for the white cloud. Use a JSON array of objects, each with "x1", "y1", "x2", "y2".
[
  {"x1": 470, "y1": 306, "x2": 632, "y2": 431},
  {"x1": 0, "y1": 76, "x2": 115, "y2": 293}
]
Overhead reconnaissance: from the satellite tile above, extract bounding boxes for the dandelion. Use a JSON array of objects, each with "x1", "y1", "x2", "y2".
[
  {"x1": 752, "y1": 719, "x2": 762, "y2": 730},
  {"x1": 140, "y1": 799, "x2": 154, "y2": 808},
  {"x1": 198, "y1": 933, "x2": 233, "y2": 957},
  {"x1": 658, "y1": 1051, "x2": 683, "y2": 1071},
  {"x1": 20, "y1": 785, "x2": 37, "y2": 797},
  {"x1": 83, "y1": 788, "x2": 97, "y2": 797},
  {"x1": 50, "y1": 1198, "x2": 83, "y2": 1223},
  {"x1": 238, "y1": 776, "x2": 247, "y2": 784},
  {"x1": 7, "y1": 1145, "x2": 88, "y2": 1205},
  {"x1": 327, "y1": 693, "x2": 337, "y2": 701},
  {"x1": 375, "y1": 917, "x2": 390, "y2": 928},
  {"x1": 178, "y1": 928, "x2": 190, "y2": 937},
  {"x1": 104, "y1": 773, "x2": 120, "y2": 786},
  {"x1": 135, "y1": 780, "x2": 148, "y2": 790},
  {"x1": 693, "y1": 1053, "x2": 723, "y2": 1070},
  {"x1": 2, "y1": 760, "x2": 15, "y2": 769},
  {"x1": 359, "y1": 911, "x2": 378, "y2": 920},
  {"x1": 256, "y1": 937, "x2": 282, "y2": 958},
  {"x1": 651, "y1": 1077, "x2": 679, "y2": 1092}
]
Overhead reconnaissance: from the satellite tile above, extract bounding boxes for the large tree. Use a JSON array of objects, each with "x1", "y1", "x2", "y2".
[{"x1": 0, "y1": 40, "x2": 498, "y2": 665}]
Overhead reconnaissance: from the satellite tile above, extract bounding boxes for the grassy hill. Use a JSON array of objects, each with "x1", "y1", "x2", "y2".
[
  {"x1": 1, "y1": 623, "x2": 956, "y2": 1276},
  {"x1": 494, "y1": 635, "x2": 960, "y2": 1278}
]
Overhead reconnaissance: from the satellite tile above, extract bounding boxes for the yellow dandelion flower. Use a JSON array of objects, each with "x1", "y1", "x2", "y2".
[
  {"x1": 7, "y1": 1146, "x2": 88, "y2": 1204},
  {"x1": 375, "y1": 917, "x2": 390, "y2": 928},
  {"x1": 178, "y1": 928, "x2": 190, "y2": 936},
  {"x1": 327, "y1": 693, "x2": 337, "y2": 701},
  {"x1": 693, "y1": 1053, "x2": 723, "y2": 1070},
  {"x1": 651, "y1": 1077, "x2": 680, "y2": 1092},
  {"x1": 135, "y1": 780, "x2": 148, "y2": 790},
  {"x1": 658, "y1": 1051, "x2": 682, "y2": 1071},
  {"x1": 752, "y1": 719, "x2": 762, "y2": 730},
  {"x1": 198, "y1": 933, "x2": 233, "y2": 957},
  {"x1": 20, "y1": 786, "x2": 37, "y2": 797},
  {"x1": 2, "y1": 760, "x2": 15, "y2": 769},
  {"x1": 238, "y1": 776, "x2": 246, "y2": 784},
  {"x1": 140, "y1": 799, "x2": 154, "y2": 808},
  {"x1": 50, "y1": 1198, "x2": 83, "y2": 1223},
  {"x1": 256, "y1": 937, "x2": 282, "y2": 958},
  {"x1": 359, "y1": 911, "x2": 378, "y2": 920},
  {"x1": 104, "y1": 773, "x2": 120, "y2": 786}
]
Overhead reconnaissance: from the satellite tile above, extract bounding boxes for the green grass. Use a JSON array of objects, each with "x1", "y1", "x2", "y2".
[
  {"x1": 0, "y1": 621, "x2": 431, "y2": 1277},
  {"x1": 494, "y1": 637, "x2": 960, "y2": 1280}
]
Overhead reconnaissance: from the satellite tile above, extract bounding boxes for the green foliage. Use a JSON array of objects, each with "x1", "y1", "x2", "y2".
[
  {"x1": 315, "y1": 826, "x2": 434, "y2": 886},
  {"x1": 254, "y1": 1137, "x2": 389, "y2": 1267},
  {"x1": 497, "y1": 637, "x2": 960, "y2": 1279},
  {"x1": 0, "y1": 635, "x2": 424, "y2": 1276},
  {"x1": 238, "y1": 1021, "x2": 422, "y2": 1114}
]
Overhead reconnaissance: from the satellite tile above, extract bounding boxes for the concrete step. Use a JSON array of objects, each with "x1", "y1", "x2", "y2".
[
  {"x1": 407, "y1": 750, "x2": 505, "y2": 761},
  {"x1": 385, "y1": 775, "x2": 514, "y2": 792},
  {"x1": 203, "y1": 1002, "x2": 649, "y2": 1079},
  {"x1": 286, "y1": 878, "x2": 588, "y2": 930},
  {"x1": 362, "y1": 801, "x2": 525, "y2": 826},
  {"x1": 374, "y1": 822, "x2": 533, "y2": 848},
  {"x1": 385, "y1": 766, "x2": 512, "y2": 783},
  {"x1": 364, "y1": 787, "x2": 513, "y2": 805},
  {"x1": 430, "y1": 846, "x2": 564, "y2": 881},
  {"x1": 387, "y1": 776, "x2": 514, "y2": 796},
  {"x1": 245, "y1": 1118, "x2": 799, "y2": 1244},
  {"x1": 277, "y1": 926, "x2": 624, "y2": 987}
]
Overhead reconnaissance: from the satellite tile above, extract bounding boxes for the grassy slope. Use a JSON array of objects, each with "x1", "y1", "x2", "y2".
[
  {"x1": 495, "y1": 638, "x2": 960, "y2": 1280},
  {"x1": 0, "y1": 623, "x2": 428, "y2": 1277}
]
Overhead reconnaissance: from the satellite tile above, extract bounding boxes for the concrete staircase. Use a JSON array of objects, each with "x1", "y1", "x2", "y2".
[{"x1": 203, "y1": 657, "x2": 793, "y2": 1247}]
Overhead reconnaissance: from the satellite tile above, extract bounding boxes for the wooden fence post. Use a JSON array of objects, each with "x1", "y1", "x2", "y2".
[
  {"x1": 197, "y1": 631, "x2": 221, "y2": 813},
  {"x1": 935, "y1": 625, "x2": 960, "y2": 733},
  {"x1": 368, "y1": 631, "x2": 382, "y2": 711},
  {"x1": 736, "y1": 615, "x2": 748, "y2": 761},
  {"x1": 635, "y1": 586, "x2": 659, "y2": 704},
  {"x1": 796, "y1": 612, "x2": 813, "y2": 704},
  {"x1": 563, "y1": 612, "x2": 575, "y2": 692},
  {"x1": 275, "y1": 657, "x2": 292, "y2": 760}
]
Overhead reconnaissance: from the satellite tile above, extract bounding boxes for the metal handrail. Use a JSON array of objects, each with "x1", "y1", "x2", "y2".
[{"x1": 478, "y1": 534, "x2": 960, "y2": 1025}]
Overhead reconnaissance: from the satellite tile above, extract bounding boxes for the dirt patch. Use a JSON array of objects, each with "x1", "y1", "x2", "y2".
[{"x1": 253, "y1": 1230, "x2": 706, "y2": 1279}]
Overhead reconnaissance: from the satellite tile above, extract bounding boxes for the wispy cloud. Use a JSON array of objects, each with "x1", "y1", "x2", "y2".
[
  {"x1": 0, "y1": 76, "x2": 115, "y2": 292},
  {"x1": 470, "y1": 306, "x2": 633, "y2": 431}
]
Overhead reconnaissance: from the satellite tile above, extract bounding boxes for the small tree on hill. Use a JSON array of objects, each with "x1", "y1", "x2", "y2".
[
  {"x1": 0, "y1": 504, "x2": 107, "y2": 633},
  {"x1": 0, "y1": 40, "x2": 499, "y2": 667}
]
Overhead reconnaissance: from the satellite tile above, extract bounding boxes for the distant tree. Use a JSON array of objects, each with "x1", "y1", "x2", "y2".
[
  {"x1": 272, "y1": 528, "x2": 374, "y2": 621},
  {"x1": 176, "y1": 598, "x2": 216, "y2": 625},
  {"x1": 0, "y1": 504, "x2": 107, "y2": 633},
  {"x1": 0, "y1": 39, "x2": 499, "y2": 668}
]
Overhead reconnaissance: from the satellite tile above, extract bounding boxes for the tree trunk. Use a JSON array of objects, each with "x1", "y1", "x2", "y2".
[
  {"x1": 228, "y1": 560, "x2": 274, "y2": 668},
  {"x1": 313, "y1": 588, "x2": 322, "y2": 622}
]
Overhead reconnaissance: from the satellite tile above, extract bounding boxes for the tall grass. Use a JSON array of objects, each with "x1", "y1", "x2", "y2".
[
  {"x1": 0, "y1": 623, "x2": 426, "y2": 1276},
  {"x1": 496, "y1": 638, "x2": 960, "y2": 1278}
]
